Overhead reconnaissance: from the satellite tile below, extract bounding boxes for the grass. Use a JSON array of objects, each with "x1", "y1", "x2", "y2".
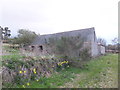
[
  {"x1": 14, "y1": 54, "x2": 118, "y2": 88},
  {"x1": 60, "y1": 54, "x2": 118, "y2": 88},
  {"x1": 2, "y1": 45, "x2": 20, "y2": 54},
  {"x1": 2, "y1": 44, "x2": 24, "y2": 61},
  {"x1": 2, "y1": 54, "x2": 24, "y2": 60},
  {"x1": 15, "y1": 67, "x2": 81, "y2": 88}
]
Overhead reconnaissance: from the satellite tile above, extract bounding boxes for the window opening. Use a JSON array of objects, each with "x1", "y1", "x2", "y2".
[
  {"x1": 39, "y1": 45, "x2": 43, "y2": 51},
  {"x1": 31, "y1": 46, "x2": 35, "y2": 51}
]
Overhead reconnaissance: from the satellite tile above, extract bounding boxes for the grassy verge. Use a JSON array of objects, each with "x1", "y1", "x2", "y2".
[
  {"x1": 14, "y1": 54, "x2": 118, "y2": 88},
  {"x1": 2, "y1": 54, "x2": 24, "y2": 60},
  {"x1": 2, "y1": 44, "x2": 20, "y2": 54},
  {"x1": 60, "y1": 54, "x2": 118, "y2": 88}
]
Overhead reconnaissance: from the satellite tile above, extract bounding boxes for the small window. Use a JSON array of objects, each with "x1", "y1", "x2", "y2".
[
  {"x1": 31, "y1": 46, "x2": 34, "y2": 48},
  {"x1": 39, "y1": 45, "x2": 43, "y2": 51},
  {"x1": 31, "y1": 46, "x2": 35, "y2": 51}
]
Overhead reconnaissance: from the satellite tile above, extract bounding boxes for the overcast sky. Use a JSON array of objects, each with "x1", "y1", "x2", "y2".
[{"x1": 0, "y1": 0, "x2": 118, "y2": 44}]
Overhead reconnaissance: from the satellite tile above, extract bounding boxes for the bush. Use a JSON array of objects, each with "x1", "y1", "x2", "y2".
[
  {"x1": 49, "y1": 36, "x2": 85, "y2": 57},
  {"x1": 48, "y1": 36, "x2": 91, "y2": 67},
  {"x1": 80, "y1": 48, "x2": 91, "y2": 61}
]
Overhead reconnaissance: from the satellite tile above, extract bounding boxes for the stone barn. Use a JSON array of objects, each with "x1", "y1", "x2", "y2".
[{"x1": 28, "y1": 27, "x2": 104, "y2": 58}]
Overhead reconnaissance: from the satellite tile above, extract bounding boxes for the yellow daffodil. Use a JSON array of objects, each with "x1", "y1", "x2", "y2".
[
  {"x1": 33, "y1": 68, "x2": 37, "y2": 74},
  {"x1": 33, "y1": 68, "x2": 36, "y2": 72},
  {"x1": 19, "y1": 71, "x2": 22, "y2": 74},
  {"x1": 24, "y1": 71, "x2": 26, "y2": 73},
  {"x1": 22, "y1": 85, "x2": 25, "y2": 88},
  {"x1": 36, "y1": 79, "x2": 39, "y2": 82},
  {"x1": 27, "y1": 83, "x2": 30, "y2": 86},
  {"x1": 63, "y1": 61, "x2": 66, "y2": 63},
  {"x1": 34, "y1": 72, "x2": 36, "y2": 74}
]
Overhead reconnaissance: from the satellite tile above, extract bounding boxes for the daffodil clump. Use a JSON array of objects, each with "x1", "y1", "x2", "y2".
[
  {"x1": 33, "y1": 68, "x2": 37, "y2": 74},
  {"x1": 18, "y1": 68, "x2": 39, "y2": 88},
  {"x1": 57, "y1": 61, "x2": 69, "y2": 66},
  {"x1": 22, "y1": 82, "x2": 30, "y2": 88},
  {"x1": 19, "y1": 70, "x2": 26, "y2": 74},
  {"x1": 57, "y1": 60, "x2": 69, "y2": 71}
]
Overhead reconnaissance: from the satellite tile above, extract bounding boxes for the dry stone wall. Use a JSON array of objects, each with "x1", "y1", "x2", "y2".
[{"x1": 2, "y1": 55, "x2": 69, "y2": 87}]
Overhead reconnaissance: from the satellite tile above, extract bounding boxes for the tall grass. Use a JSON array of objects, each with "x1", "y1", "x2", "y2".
[{"x1": 61, "y1": 54, "x2": 118, "y2": 88}]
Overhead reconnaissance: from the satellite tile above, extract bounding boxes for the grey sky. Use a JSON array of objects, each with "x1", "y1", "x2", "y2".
[{"x1": 0, "y1": 0, "x2": 118, "y2": 44}]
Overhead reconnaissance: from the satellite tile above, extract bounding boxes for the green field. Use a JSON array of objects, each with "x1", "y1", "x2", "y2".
[{"x1": 13, "y1": 54, "x2": 118, "y2": 88}]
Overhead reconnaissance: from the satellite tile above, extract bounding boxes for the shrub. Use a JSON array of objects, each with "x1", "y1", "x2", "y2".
[
  {"x1": 48, "y1": 36, "x2": 91, "y2": 67},
  {"x1": 49, "y1": 36, "x2": 85, "y2": 57},
  {"x1": 80, "y1": 48, "x2": 91, "y2": 61}
]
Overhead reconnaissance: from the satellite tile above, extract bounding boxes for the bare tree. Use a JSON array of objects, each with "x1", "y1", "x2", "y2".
[
  {"x1": 111, "y1": 37, "x2": 118, "y2": 51},
  {"x1": 97, "y1": 38, "x2": 106, "y2": 46},
  {"x1": 112, "y1": 38, "x2": 118, "y2": 45},
  {"x1": 0, "y1": 26, "x2": 11, "y2": 40}
]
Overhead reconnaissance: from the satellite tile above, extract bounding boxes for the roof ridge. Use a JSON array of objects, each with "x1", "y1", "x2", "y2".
[{"x1": 38, "y1": 27, "x2": 95, "y2": 37}]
